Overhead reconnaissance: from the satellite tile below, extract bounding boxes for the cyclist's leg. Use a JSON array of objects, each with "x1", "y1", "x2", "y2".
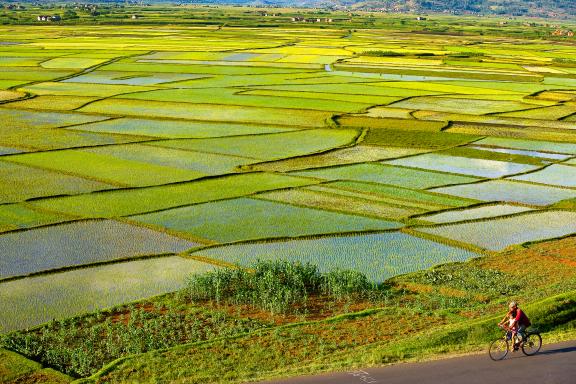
[{"x1": 517, "y1": 325, "x2": 526, "y2": 344}]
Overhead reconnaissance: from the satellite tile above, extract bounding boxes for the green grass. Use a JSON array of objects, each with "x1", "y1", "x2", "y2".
[
  {"x1": 0, "y1": 349, "x2": 42, "y2": 382},
  {"x1": 29, "y1": 173, "x2": 317, "y2": 218},
  {"x1": 150, "y1": 129, "x2": 359, "y2": 161},
  {"x1": 79, "y1": 99, "x2": 335, "y2": 127},
  {"x1": 2, "y1": 304, "x2": 267, "y2": 379},
  {"x1": 75, "y1": 289, "x2": 576, "y2": 384},
  {"x1": 129, "y1": 197, "x2": 400, "y2": 243},
  {"x1": 6, "y1": 150, "x2": 205, "y2": 187}
]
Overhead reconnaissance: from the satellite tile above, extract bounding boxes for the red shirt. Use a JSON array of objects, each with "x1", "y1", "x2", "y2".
[{"x1": 514, "y1": 309, "x2": 531, "y2": 327}]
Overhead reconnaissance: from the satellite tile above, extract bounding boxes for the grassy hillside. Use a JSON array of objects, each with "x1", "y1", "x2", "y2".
[{"x1": 2, "y1": 236, "x2": 575, "y2": 383}]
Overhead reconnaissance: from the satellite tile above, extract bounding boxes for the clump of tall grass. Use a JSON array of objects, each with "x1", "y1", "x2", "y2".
[{"x1": 186, "y1": 260, "x2": 387, "y2": 314}]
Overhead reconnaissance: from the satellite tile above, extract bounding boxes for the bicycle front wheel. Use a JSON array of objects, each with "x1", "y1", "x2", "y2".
[
  {"x1": 522, "y1": 333, "x2": 542, "y2": 356},
  {"x1": 489, "y1": 338, "x2": 509, "y2": 361}
]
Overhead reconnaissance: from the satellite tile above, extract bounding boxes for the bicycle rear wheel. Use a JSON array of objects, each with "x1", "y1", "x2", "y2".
[
  {"x1": 489, "y1": 338, "x2": 509, "y2": 361},
  {"x1": 522, "y1": 333, "x2": 542, "y2": 356}
]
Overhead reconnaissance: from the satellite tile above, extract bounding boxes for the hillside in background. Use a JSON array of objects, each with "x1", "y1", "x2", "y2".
[
  {"x1": 181, "y1": 0, "x2": 576, "y2": 18},
  {"x1": 339, "y1": 0, "x2": 575, "y2": 17},
  {"x1": 9, "y1": 0, "x2": 576, "y2": 18}
]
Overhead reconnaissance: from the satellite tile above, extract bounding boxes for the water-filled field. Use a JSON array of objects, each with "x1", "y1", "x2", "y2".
[
  {"x1": 432, "y1": 180, "x2": 576, "y2": 206},
  {"x1": 418, "y1": 204, "x2": 533, "y2": 224},
  {"x1": 2, "y1": 24, "x2": 576, "y2": 333},
  {"x1": 0, "y1": 257, "x2": 215, "y2": 332},
  {"x1": 189, "y1": 232, "x2": 479, "y2": 282},
  {"x1": 415, "y1": 211, "x2": 576, "y2": 251},
  {"x1": 0, "y1": 220, "x2": 197, "y2": 279}
]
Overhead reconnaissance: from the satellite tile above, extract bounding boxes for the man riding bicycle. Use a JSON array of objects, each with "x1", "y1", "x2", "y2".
[{"x1": 498, "y1": 301, "x2": 531, "y2": 350}]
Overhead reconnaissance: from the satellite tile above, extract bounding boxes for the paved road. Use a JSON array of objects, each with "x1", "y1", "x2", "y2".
[{"x1": 260, "y1": 340, "x2": 576, "y2": 384}]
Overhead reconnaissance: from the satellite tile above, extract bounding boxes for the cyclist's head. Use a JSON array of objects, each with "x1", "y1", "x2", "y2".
[{"x1": 509, "y1": 301, "x2": 518, "y2": 310}]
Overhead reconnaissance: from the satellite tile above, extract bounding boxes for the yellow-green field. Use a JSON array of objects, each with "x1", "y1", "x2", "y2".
[{"x1": 1, "y1": 19, "x2": 576, "y2": 383}]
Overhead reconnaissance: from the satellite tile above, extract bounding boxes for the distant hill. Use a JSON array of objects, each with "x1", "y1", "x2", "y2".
[
  {"x1": 10, "y1": 0, "x2": 576, "y2": 18},
  {"x1": 341, "y1": 0, "x2": 576, "y2": 17},
  {"x1": 187, "y1": 0, "x2": 576, "y2": 17}
]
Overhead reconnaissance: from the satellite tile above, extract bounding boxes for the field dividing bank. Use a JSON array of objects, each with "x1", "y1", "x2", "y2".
[{"x1": 27, "y1": 173, "x2": 320, "y2": 218}]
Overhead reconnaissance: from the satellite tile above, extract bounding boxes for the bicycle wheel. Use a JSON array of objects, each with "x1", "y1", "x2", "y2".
[
  {"x1": 522, "y1": 333, "x2": 542, "y2": 356},
  {"x1": 489, "y1": 338, "x2": 509, "y2": 361}
]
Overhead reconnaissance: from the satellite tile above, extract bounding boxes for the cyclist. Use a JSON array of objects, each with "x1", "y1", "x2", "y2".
[{"x1": 498, "y1": 301, "x2": 531, "y2": 350}]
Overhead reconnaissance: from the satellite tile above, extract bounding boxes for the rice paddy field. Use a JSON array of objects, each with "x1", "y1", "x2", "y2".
[{"x1": 1, "y1": 15, "x2": 576, "y2": 382}]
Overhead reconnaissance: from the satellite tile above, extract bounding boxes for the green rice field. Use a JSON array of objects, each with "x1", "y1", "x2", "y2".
[
  {"x1": 2, "y1": 21, "x2": 576, "y2": 348},
  {"x1": 129, "y1": 197, "x2": 401, "y2": 243}
]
